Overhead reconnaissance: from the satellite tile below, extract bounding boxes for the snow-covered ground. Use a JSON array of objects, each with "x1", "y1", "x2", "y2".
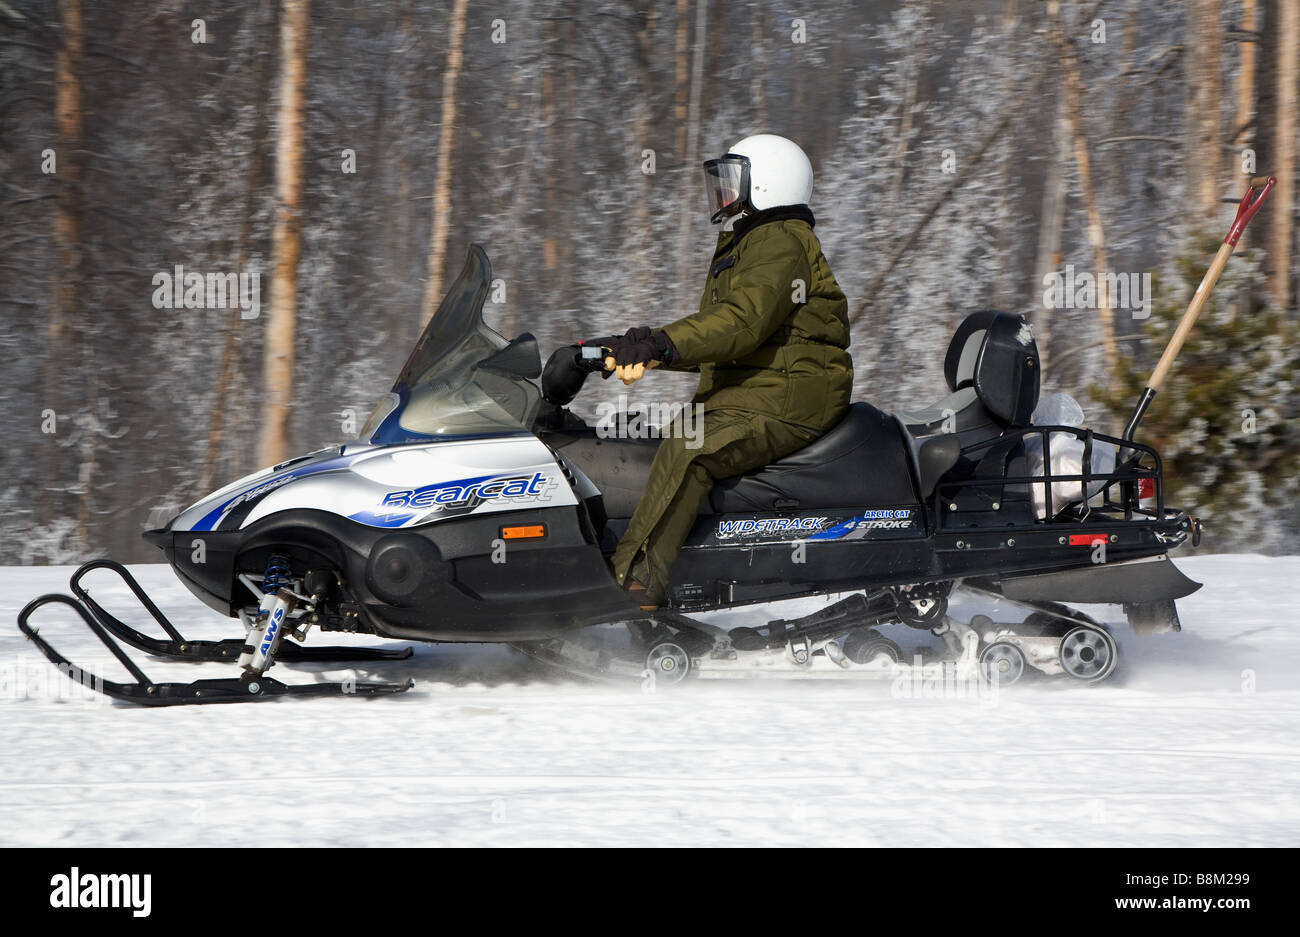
[{"x1": 1, "y1": 556, "x2": 1297, "y2": 847}]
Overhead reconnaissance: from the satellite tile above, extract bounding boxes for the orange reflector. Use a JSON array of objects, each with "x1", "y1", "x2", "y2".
[
  {"x1": 1068, "y1": 534, "x2": 1109, "y2": 546},
  {"x1": 501, "y1": 525, "x2": 546, "y2": 540}
]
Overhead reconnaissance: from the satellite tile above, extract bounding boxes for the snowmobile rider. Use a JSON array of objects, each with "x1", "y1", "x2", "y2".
[{"x1": 602, "y1": 134, "x2": 852, "y2": 607}]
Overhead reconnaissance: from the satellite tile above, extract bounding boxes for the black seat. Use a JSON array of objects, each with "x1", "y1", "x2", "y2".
[
  {"x1": 551, "y1": 402, "x2": 961, "y2": 519},
  {"x1": 709, "y1": 402, "x2": 919, "y2": 512}
]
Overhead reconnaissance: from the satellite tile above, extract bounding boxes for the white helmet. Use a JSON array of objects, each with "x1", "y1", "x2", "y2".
[{"x1": 703, "y1": 134, "x2": 814, "y2": 223}]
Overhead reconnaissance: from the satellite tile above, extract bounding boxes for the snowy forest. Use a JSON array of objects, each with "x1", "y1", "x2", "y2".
[{"x1": 1, "y1": 0, "x2": 1298, "y2": 564}]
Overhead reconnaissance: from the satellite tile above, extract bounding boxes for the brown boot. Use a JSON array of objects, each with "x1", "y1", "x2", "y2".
[{"x1": 624, "y1": 578, "x2": 660, "y2": 612}]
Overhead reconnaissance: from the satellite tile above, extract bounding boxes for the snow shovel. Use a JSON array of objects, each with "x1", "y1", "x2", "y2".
[{"x1": 1123, "y1": 175, "x2": 1277, "y2": 441}]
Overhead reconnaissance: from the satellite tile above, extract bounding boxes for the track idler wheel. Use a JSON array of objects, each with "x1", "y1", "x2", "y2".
[
  {"x1": 1058, "y1": 626, "x2": 1118, "y2": 683},
  {"x1": 841, "y1": 629, "x2": 903, "y2": 665},
  {"x1": 644, "y1": 641, "x2": 691, "y2": 687},
  {"x1": 979, "y1": 641, "x2": 1026, "y2": 686}
]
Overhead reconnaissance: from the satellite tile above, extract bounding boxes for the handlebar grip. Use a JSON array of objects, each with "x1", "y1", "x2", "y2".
[{"x1": 576, "y1": 344, "x2": 613, "y2": 373}]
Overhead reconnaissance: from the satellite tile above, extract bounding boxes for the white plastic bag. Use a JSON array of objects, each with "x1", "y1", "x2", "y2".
[{"x1": 1024, "y1": 393, "x2": 1116, "y2": 519}]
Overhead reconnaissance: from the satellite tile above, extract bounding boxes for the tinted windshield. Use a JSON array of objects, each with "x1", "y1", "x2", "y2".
[{"x1": 360, "y1": 245, "x2": 540, "y2": 442}]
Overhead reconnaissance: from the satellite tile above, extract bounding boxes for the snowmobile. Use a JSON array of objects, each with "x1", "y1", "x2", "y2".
[{"x1": 18, "y1": 177, "x2": 1276, "y2": 705}]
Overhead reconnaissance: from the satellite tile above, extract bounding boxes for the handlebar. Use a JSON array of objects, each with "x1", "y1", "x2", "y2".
[{"x1": 575, "y1": 343, "x2": 612, "y2": 373}]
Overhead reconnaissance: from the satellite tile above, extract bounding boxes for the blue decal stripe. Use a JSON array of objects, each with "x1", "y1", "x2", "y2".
[
  {"x1": 192, "y1": 453, "x2": 363, "y2": 531},
  {"x1": 808, "y1": 517, "x2": 860, "y2": 541},
  {"x1": 349, "y1": 510, "x2": 417, "y2": 528}
]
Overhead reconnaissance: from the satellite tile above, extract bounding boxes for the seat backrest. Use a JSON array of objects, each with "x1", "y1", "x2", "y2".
[{"x1": 944, "y1": 311, "x2": 1040, "y2": 427}]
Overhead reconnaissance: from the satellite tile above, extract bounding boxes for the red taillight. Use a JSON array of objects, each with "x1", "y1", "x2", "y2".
[
  {"x1": 1068, "y1": 534, "x2": 1109, "y2": 546},
  {"x1": 1138, "y1": 477, "x2": 1155, "y2": 500}
]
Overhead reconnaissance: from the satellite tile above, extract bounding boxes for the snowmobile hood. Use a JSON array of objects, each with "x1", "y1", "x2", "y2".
[
  {"x1": 163, "y1": 435, "x2": 575, "y2": 535},
  {"x1": 169, "y1": 444, "x2": 364, "y2": 533}
]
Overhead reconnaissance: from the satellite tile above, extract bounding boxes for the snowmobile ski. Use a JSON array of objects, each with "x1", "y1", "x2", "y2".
[
  {"x1": 67, "y1": 560, "x2": 413, "y2": 664},
  {"x1": 17, "y1": 564, "x2": 415, "y2": 706}
]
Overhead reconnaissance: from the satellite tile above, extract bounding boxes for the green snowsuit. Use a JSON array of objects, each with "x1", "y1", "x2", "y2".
[{"x1": 610, "y1": 206, "x2": 852, "y2": 602}]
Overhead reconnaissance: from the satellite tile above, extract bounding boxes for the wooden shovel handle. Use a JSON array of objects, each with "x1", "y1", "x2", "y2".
[
  {"x1": 1148, "y1": 176, "x2": 1277, "y2": 391},
  {"x1": 1147, "y1": 242, "x2": 1233, "y2": 391}
]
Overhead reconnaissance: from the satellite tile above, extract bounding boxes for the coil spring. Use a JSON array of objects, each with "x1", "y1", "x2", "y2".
[{"x1": 262, "y1": 554, "x2": 292, "y2": 596}]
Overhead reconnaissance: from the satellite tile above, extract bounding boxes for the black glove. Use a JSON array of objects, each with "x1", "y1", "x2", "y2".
[{"x1": 608, "y1": 326, "x2": 677, "y2": 367}]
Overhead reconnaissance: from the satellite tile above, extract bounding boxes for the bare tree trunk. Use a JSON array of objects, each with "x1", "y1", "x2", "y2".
[
  {"x1": 76, "y1": 367, "x2": 97, "y2": 553},
  {"x1": 1108, "y1": 0, "x2": 1139, "y2": 192},
  {"x1": 792, "y1": 33, "x2": 805, "y2": 146},
  {"x1": 51, "y1": 0, "x2": 82, "y2": 358},
  {"x1": 628, "y1": 2, "x2": 659, "y2": 304},
  {"x1": 673, "y1": 0, "x2": 689, "y2": 159},
  {"x1": 752, "y1": 7, "x2": 766, "y2": 128},
  {"x1": 541, "y1": 15, "x2": 557, "y2": 273},
  {"x1": 557, "y1": 5, "x2": 578, "y2": 325},
  {"x1": 890, "y1": 1, "x2": 926, "y2": 209},
  {"x1": 824, "y1": 19, "x2": 844, "y2": 153},
  {"x1": 1032, "y1": 88, "x2": 1069, "y2": 373},
  {"x1": 420, "y1": 0, "x2": 469, "y2": 324},
  {"x1": 1188, "y1": 0, "x2": 1224, "y2": 222},
  {"x1": 993, "y1": 0, "x2": 1019, "y2": 309},
  {"x1": 1272, "y1": 0, "x2": 1297, "y2": 313},
  {"x1": 203, "y1": 3, "x2": 274, "y2": 493},
  {"x1": 1232, "y1": 0, "x2": 1257, "y2": 145},
  {"x1": 255, "y1": 0, "x2": 309, "y2": 470},
  {"x1": 501, "y1": 0, "x2": 536, "y2": 340},
  {"x1": 1050, "y1": 0, "x2": 1117, "y2": 371},
  {"x1": 673, "y1": 0, "x2": 707, "y2": 309},
  {"x1": 43, "y1": 0, "x2": 83, "y2": 536},
  {"x1": 684, "y1": 0, "x2": 707, "y2": 184}
]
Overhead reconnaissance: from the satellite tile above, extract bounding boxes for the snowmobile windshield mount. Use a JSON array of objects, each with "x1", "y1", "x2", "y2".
[{"x1": 360, "y1": 244, "x2": 542, "y2": 443}]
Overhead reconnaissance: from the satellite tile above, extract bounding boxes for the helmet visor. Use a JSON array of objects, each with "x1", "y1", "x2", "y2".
[{"x1": 703, "y1": 155, "x2": 750, "y2": 223}]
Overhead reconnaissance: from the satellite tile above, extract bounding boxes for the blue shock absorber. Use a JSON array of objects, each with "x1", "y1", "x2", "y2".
[
  {"x1": 241, "y1": 553, "x2": 295, "y2": 673},
  {"x1": 262, "y1": 554, "x2": 292, "y2": 596}
]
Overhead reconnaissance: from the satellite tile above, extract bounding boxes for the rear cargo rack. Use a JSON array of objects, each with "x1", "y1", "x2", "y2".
[{"x1": 933, "y1": 424, "x2": 1168, "y2": 530}]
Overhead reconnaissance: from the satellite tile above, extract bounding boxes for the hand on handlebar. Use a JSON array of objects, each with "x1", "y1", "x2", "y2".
[
  {"x1": 604, "y1": 357, "x2": 657, "y2": 385},
  {"x1": 601, "y1": 326, "x2": 670, "y2": 385}
]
